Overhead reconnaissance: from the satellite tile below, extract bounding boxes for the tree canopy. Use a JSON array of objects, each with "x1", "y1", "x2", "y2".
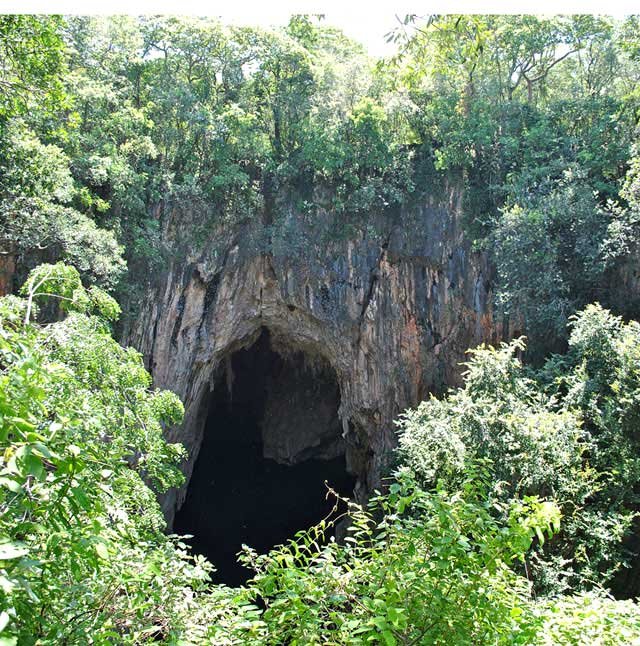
[{"x1": 1, "y1": 15, "x2": 639, "y2": 350}]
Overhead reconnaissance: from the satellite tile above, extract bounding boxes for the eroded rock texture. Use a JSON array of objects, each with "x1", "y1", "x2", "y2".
[
  {"x1": 260, "y1": 336, "x2": 344, "y2": 464},
  {"x1": 124, "y1": 189, "x2": 505, "y2": 523}
]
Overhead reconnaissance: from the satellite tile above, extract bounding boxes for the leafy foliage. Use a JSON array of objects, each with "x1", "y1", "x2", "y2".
[
  {"x1": 397, "y1": 338, "x2": 592, "y2": 593},
  {"x1": 540, "y1": 304, "x2": 640, "y2": 595},
  {"x1": 3, "y1": 14, "x2": 640, "y2": 345},
  {"x1": 492, "y1": 170, "x2": 610, "y2": 355},
  {"x1": 529, "y1": 592, "x2": 640, "y2": 644},
  {"x1": 0, "y1": 15, "x2": 68, "y2": 122},
  {"x1": 235, "y1": 471, "x2": 558, "y2": 645},
  {"x1": 2, "y1": 13, "x2": 640, "y2": 644},
  {"x1": 390, "y1": 15, "x2": 640, "y2": 352},
  {"x1": 2, "y1": 265, "x2": 638, "y2": 642},
  {"x1": 398, "y1": 305, "x2": 640, "y2": 598},
  {"x1": 0, "y1": 265, "x2": 203, "y2": 643},
  {"x1": 181, "y1": 466, "x2": 638, "y2": 645},
  {"x1": 0, "y1": 122, "x2": 125, "y2": 292}
]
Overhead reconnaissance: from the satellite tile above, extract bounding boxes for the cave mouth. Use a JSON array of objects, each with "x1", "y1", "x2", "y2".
[{"x1": 174, "y1": 328, "x2": 356, "y2": 586}]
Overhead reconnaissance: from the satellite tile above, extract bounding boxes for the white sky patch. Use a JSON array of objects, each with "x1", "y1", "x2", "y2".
[{"x1": 222, "y1": 10, "x2": 404, "y2": 58}]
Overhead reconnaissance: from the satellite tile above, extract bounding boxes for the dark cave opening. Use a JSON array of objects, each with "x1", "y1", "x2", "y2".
[{"x1": 174, "y1": 329, "x2": 356, "y2": 586}]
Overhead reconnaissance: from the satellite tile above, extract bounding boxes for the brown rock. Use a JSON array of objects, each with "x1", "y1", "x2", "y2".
[{"x1": 123, "y1": 192, "x2": 507, "y2": 525}]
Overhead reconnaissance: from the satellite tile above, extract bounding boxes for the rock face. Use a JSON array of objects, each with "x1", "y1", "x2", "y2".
[
  {"x1": 0, "y1": 250, "x2": 15, "y2": 297},
  {"x1": 259, "y1": 334, "x2": 344, "y2": 465},
  {"x1": 123, "y1": 187, "x2": 505, "y2": 524}
]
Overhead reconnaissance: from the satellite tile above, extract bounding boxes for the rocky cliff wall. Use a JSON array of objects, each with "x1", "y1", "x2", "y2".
[{"x1": 123, "y1": 187, "x2": 506, "y2": 524}]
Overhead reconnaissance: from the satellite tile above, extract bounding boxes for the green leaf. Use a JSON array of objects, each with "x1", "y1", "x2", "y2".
[
  {"x1": 95, "y1": 542, "x2": 109, "y2": 560},
  {"x1": 0, "y1": 478, "x2": 20, "y2": 493},
  {"x1": 0, "y1": 611, "x2": 10, "y2": 633}
]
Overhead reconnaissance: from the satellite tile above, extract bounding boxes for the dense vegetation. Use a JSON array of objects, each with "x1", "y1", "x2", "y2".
[
  {"x1": 2, "y1": 15, "x2": 639, "y2": 348},
  {"x1": 2, "y1": 13, "x2": 640, "y2": 644}
]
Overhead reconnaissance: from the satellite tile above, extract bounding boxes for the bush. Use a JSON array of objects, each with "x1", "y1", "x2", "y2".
[
  {"x1": 396, "y1": 330, "x2": 631, "y2": 595},
  {"x1": 0, "y1": 264, "x2": 204, "y2": 643}
]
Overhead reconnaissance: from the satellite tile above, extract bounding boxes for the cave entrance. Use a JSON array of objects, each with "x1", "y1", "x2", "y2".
[{"x1": 174, "y1": 328, "x2": 355, "y2": 586}]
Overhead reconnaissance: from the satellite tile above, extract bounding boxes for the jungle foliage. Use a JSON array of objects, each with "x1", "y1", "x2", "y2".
[
  {"x1": 1, "y1": 15, "x2": 639, "y2": 349},
  {"x1": 398, "y1": 305, "x2": 640, "y2": 598},
  {"x1": 2, "y1": 13, "x2": 640, "y2": 645},
  {"x1": 0, "y1": 16, "x2": 640, "y2": 350}
]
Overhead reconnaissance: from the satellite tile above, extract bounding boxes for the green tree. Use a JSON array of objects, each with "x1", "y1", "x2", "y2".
[
  {"x1": 0, "y1": 264, "x2": 209, "y2": 643},
  {"x1": 541, "y1": 304, "x2": 640, "y2": 595},
  {"x1": 0, "y1": 15, "x2": 67, "y2": 123},
  {"x1": 0, "y1": 123, "x2": 125, "y2": 291}
]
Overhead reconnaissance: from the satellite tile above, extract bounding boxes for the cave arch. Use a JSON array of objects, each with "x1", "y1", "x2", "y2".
[{"x1": 173, "y1": 327, "x2": 356, "y2": 585}]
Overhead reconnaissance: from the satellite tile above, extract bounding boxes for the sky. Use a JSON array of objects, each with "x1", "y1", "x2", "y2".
[{"x1": 223, "y1": 10, "x2": 403, "y2": 58}]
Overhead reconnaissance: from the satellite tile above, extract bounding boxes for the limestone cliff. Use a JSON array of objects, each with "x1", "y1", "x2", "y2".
[{"x1": 123, "y1": 187, "x2": 506, "y2": 524}]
